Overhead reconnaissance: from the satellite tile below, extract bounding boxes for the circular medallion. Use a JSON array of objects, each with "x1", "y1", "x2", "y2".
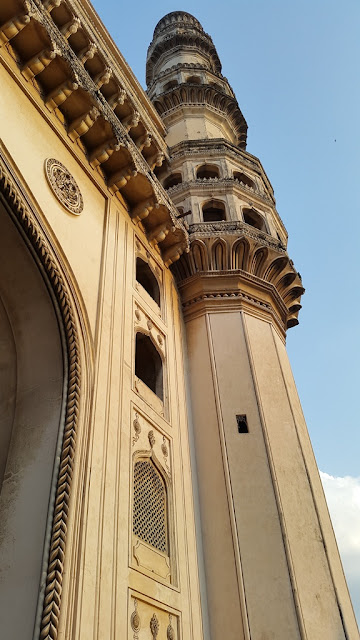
[{"x1": 45, "y1": 158, "x2": 83, "y2": 215}]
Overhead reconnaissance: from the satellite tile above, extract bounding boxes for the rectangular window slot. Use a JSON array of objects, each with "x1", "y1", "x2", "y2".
[{"x1": 236, "y1": 414, "x2": 248, "y2": 433}]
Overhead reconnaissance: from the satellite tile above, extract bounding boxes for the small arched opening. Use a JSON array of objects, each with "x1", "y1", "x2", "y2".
[
  {"x1": 209, "y1": 81, "x2": 224, "y2": 92},
  {"x1": 196, "y1": 164, "x2": 220, "y2": 180},
  {"x1": 202, "y1": 200, "x2": 226, "y2": 223},
  {"x1": 135, "y1": 333, "x2": 163, "y2": 400},
  {"x1": 242, "y1": 208, "x2": 267, "y2": 232},
  {"x1": 186, "y1": 75, "x2": 201, "y2": 84},
  {"x1": 163, "y1": 173, "x2": 182, "y2": 189},
  {"x1": 163, "y1": 79, "x2": 178, "y2": 91},
  {"x1": 136, "y1": 258, "x2": 160, "y2": 306},
  {"x1": 234, "y1": 171, "x2": 255, "y2": 189}
]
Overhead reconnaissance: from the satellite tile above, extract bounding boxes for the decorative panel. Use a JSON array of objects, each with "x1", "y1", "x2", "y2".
[{"x1": 129, "y1": 593, "x2": 180, "y2": 640}]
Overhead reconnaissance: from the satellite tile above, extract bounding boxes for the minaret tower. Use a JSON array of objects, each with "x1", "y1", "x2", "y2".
[{"x1": 147, "y1": 12, "x2": 359, "y2": 640}]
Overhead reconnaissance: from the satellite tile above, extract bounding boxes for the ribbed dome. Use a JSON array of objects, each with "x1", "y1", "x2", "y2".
[{"x1": 153, "y1": 12, "x2": 204, "y2": 38}]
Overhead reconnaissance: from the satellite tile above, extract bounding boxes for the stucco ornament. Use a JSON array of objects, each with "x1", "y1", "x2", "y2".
[
  {"x1": 130, "y1": 599, "x2": 141, "y2": 639},
  {"x1": 150, "y1": 613, "x2": 159, "y2": 639},
  {"x1": 167, "y1": 614, "x2": 175, "y2": 640},
  {"x1": 45, "y1": 158, "x2": 83, "y2": 214}
]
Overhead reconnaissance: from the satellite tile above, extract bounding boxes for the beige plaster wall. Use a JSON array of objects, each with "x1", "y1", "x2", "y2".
[
  {"x1": 244, "y1": 313, "x2": 352, "y2": 639},
  {"x1": 0, "y1": 58, "x2": 204, "y2": 640},
  {"x1": 165, "y1": 110, "x2": 237, "y2": 148},
  {"x1": 70, "y1": 213, "x2": 204, "y2": 639},
  {"x1": 184, "y1": 307, "x2": 359, "y2": 640}
]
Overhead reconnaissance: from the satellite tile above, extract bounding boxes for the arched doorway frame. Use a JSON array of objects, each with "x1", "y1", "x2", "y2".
[{"x1": 0, "y1": 144, "x2": 89, "y2": 640}]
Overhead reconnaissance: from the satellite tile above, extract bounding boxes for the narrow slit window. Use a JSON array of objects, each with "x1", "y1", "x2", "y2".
[{"x1": 236, "y1": 414, "x2": 249, "y2": 433}]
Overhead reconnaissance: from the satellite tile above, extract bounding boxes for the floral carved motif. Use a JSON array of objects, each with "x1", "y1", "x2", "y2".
[
  {"x1": 130, "y1": 599, "x2": 141, "y2": 640},
  {"x1": 132, "y1": 413, "x2": 141, "y2": 445},
  {"x1": 150, "y1": 613, "x2": 159, "y2": 640},
  {"x1": 167, "y1": 614, "x2": 175, "y2": 640},
  {"x1": 45, "y1": 158, "x2": 84, "y2": 215}
]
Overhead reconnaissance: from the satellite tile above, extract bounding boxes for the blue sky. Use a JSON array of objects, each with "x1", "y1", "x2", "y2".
[{"x1": 92, "y1": 0, "x2": 360, "y2": 622}]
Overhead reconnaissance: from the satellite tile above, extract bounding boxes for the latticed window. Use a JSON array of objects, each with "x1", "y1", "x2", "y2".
[{"x1": 133, "y1": 459, "x2": 168, "y2": 553}]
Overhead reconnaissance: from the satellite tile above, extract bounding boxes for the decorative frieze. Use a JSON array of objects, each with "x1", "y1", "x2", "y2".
[
  {"x1": 1, "y1": 0, "x2": 189, "y2": 262},
  {"x1": 172, "y1": 225, "x2": 304, "y2": 329},
  {"x1": 129, "y1": 595, "x2": 179, "y2": 640}
]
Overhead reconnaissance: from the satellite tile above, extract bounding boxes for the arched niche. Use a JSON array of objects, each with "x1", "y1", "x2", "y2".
[
  {"x1": 186, "y1": 75, "x2": 201, "y2": 84},
  {"x1": 242, "y1": 207, "x2": 267, "y2": 232},
  {"x1": 196, "y1": 164, "x2": 220, "y2": 179},
  {"x1": 163, "y1": 173, "x2": 182, "y2": 189},
  {"x1": 163, "y1": 79, "x2": 178, "y2": 91},
  {"x1": 136, "y1": 257, "x2": 160, "y2": 306},
  {"x1": 135, "y1": 332, "x2": 163, "y2": 401},
  {"x1": 0, "y1": 199, "x2": 65, "y2": 640},
  {"x1": 202, "y1": 199, "x2": 226, "y2": 222},
  {"x1": 233, "y1": 171, "x2": 255, "y2": 190}
]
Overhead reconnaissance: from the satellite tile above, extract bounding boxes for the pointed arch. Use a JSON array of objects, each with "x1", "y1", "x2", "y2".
[
  {"x1": 211, "y1": 239, "x2": 228, "y2": 271},
  {"x1": 0, "y1": 148, "x2": 86, "y2": 640},
  {"x1": 231, "y1": 237, "x2": 250, "y2": 271},
  {"x1": 251, "y1": 247, "x2": 269, "y2": 278},
  {"x1": 277, "y1": 271, "x2": 297, "y2": 296},
  {"x1": 192, "y1": 240, "x2": 208, "y2": 272},
  {"x1": 264, "y1": 255, "x2": 288, "y2": 284}
]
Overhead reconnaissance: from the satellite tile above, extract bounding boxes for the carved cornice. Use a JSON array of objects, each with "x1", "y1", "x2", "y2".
[
  {"x1": 168, "y1": 139, "x2": 276, "y2": 203},
  {"x1": 179, "y1": 274, "x2": 288, "y2": 335},
  {"x1": 166, "y1": 176, "x2": 275, "y2": 206},
  {"x1": 147, "y1": 61, "x2": 226, "y2": 93},
  {"x1": 152, "y1": 83, "x2": 247, "y2": 149},
  {"x1": 171, "y1": 225, "x2": 304, "y2": 329},
  {"x1": 0, "y1": 0, "x2": 189, "y2": 262},
  {"x1": 188, "y1": 221, "x2": 285, "y2": 251}
]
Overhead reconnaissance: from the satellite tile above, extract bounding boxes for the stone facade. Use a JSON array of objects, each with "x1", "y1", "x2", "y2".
[{"x1": 0, "y1": 4, "x2": 358, "y2": 640}]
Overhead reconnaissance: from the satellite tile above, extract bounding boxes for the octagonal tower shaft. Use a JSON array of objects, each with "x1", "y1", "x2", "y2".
[{"x1": 147, "y1": 12, "x2": 359, "y2": 640}]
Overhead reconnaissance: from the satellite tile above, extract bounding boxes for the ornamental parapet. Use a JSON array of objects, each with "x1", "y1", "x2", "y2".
[
  {"x1": 171, "y1": 221, "x2": 304, "y2": 331},
  {"x1": 0, "y1": 0, "x2": 188, "y2": 262},
  {"x1": 168, "y1": 139, "x2": 276, "y2": 204}
]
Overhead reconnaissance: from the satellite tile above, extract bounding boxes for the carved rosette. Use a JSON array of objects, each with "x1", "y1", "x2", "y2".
[{"x1": 45, "y1": 158, "x2": 83, "y2": 214}]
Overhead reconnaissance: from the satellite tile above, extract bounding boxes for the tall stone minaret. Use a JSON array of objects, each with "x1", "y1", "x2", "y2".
[{"x1": 147, "y1": 12, "x2": 359, "y2": 640}]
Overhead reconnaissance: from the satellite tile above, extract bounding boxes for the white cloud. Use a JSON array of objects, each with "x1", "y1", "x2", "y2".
[{"x1": 320, "y1": 471, "x2": 360, "y2": 625}]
